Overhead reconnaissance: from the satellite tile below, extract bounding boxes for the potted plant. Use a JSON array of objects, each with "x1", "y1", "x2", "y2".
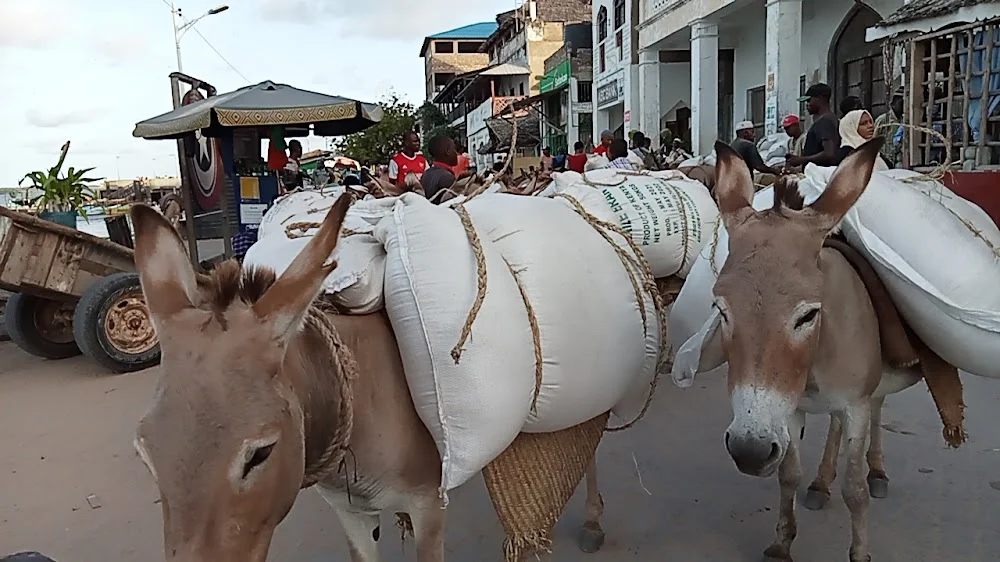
[{"x1": 20, "y1": 141, "x2": 102, "y2": 229}]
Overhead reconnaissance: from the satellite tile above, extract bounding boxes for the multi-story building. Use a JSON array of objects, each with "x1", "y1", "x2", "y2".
[
  {"x1": 419, "y1": 22, "x2": 498, "y2": 101},
  {"x1": 592, "y1": 0, "x2": 639, "y2": 143},
  {"x1": 634, "y1": 0, "x2": 904, "y2": 154},
  {"x1": 434, "y1": 0, "x2": 592, "y2": 170}
]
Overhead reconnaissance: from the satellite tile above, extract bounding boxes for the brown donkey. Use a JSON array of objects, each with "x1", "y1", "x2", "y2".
[
  {"x1": 712, "y1": 139, "x2": 921, "y2": 562},
  {"x1": 129, "y1": 194, "x2": 608, "y2": 561}
]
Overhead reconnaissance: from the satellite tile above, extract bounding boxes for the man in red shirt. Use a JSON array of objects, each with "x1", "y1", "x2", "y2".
[
  {"x1": 388, "y1": 131, "x2": 428, "y2": 189},
  {"x1": 566, "y1": 141, "x2": 587, "y2": 173},
  {"x1": 592, "y1": 130, "x2": 613, "y2": 156}
]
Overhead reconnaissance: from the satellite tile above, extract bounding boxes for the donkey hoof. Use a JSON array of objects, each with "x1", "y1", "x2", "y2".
[
  {"x1": 802, "y1": 487, "x2": 831, "y2": 511},
  {"x1": 578, "y1": 523, "x2": 605, "y2": 554},
  {"x1": 763, "y1": 544, "x2": 793, "y2": 562},
  {"x1": 867, "y1": 475, "x2": 889, "y2": 499}
]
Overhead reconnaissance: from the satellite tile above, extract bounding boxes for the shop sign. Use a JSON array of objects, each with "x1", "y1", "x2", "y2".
[
  {"x1": 597, "y1": 80, "x2": 620, "y2": 108},
  {"x1": 540, "y1": 59, "x2": 571, "y2": 94}
]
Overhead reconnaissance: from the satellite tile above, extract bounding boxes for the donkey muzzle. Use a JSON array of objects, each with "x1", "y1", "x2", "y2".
[{"x1": 725, "y1": 431, "x2": 781, "y2": 477}]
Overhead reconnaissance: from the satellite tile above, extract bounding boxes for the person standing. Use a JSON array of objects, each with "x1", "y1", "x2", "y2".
[
  {"x1": 603, "y1": 138, "x2": 641, "y2": 170},
  {"x1": 540, "y1": 147, "x2": 554, "y2": 171},
  {"x1": 874, "y1": 88, "x2": 904, "y2": 168},
  {"x1": 839, "y1": 95, "x2": 864, "y2": 117},
  {"x1": 593, "y1": 130, "x2": 613, "y2": 156},
  {"x1": 453, "y1": 142, "x2": 471, "y2": 175},
  {"x1": 421, "y1": 135, "x2": 458, "y2": 203},
  {"x1": 731, "y1": 121, "x2": 781, "y2": 176},
  {"x1": 566, "y1": 141, "x2": 587, "y2": 173},
  {"x1": 631, "y1": 132, "x2": 658, "y2": 169},
  {"x1": 782, "y1": 115, "x2": 806, "y2": 157},
  {"x1": 786, "y1": 83, "x2": 840, "y2": 168},
  {"x1": 388, "y1": 131, "x2": 428, "y2": 190},
  {"x1": 279, "y1": 139, "x2": 304, "y2": 194}
]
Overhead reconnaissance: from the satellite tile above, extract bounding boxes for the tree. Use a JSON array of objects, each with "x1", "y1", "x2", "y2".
[
  {"x1": 335, "y1": 94, "x2": 417, "y2": 165},
  {"x1": 418, "y1": 102, "x2": 462, "y2": 153}
]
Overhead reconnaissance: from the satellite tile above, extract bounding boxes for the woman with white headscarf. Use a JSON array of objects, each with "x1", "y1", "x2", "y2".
[{"x1": 837, "y1": 109, "x2": 890, "y2": 170}]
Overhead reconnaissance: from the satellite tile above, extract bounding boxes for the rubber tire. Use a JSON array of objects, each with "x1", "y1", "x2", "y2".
[
  {"x1": 73, "y1": 273, "x2": 161, "y2": 373},
  {"x1": 3, "y1": 293, "x2": 81, "y2": 359}
]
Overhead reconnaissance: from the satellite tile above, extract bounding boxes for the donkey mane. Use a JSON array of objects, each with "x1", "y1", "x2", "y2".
[{"x1": 196, "y1": 260, "x2": 278, "y2": 311}]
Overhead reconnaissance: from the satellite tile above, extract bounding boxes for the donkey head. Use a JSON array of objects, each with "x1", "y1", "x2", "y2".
[
  {"x1": 130, "y1": 195, "x2": 351, "y2": 562},
  {"x1": 712, "y1": 139, "x2": 882, "y2": 477}
]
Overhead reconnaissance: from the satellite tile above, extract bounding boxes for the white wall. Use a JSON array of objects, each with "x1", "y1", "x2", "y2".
[
  {"x1": 652, "y1": 0, "x2": 904, "y2": 140},
  {"x1": 660, "y1": 62, "x2": 691, "y2": 121},
  {"x1": 593, "y1": 0, "x2": 639, "y2": 142}
]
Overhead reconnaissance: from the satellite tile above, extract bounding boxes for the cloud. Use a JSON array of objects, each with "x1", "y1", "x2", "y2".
[
  {"x1": 0, "y1": 2, "x2": 72, "y2": 50},
  {"x1": 92, "y1": 33, "x2": 150, "y2": 63},
  {"x1": 258, "y1": 0, "x2": 499, "y2": 40},
  {"x1": 25, "y1": 108, "x2": 105, "y2": 129}
]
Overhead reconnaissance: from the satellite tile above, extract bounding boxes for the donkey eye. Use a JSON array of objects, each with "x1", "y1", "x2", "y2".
[
  {"x1": 242, "y1": 443, "x2": 275, "y2": 479},
  {"x1": 794, "y1": 308, "x2": 820, "y2": 330}
]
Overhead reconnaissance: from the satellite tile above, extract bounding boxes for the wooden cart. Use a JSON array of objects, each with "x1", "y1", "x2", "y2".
[{"x1": 0, "y1": 207, "x2": 159, "y2": 372}]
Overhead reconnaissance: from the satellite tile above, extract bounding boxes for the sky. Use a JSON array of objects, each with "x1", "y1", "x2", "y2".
[{"x1": 0, "y1": 0, "x2": 509, "y2": 186}]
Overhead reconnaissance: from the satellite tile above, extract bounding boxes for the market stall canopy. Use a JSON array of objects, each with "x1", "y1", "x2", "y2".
[
  {"x1": 867, "y1": 0, "x2": 1000, "y2": 40},
  {"x1": 133, "y1": 81, "x2": 383, "y2": 140},
  {"x1": 479, "y1": 114, "x2": 542, "y2": 154}
]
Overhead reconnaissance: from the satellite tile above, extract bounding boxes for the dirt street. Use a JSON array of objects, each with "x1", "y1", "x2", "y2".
[{"x1": 1, "y1": 341, "x2": 998, "y2": 561}]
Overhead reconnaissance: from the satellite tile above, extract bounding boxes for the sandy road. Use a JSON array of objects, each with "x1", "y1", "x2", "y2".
[{"x1": 1, "y1": 341, "x2": 998, "y2": 561}]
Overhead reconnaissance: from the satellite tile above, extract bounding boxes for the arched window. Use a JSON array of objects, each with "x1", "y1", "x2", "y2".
[
  {"x1": 597, "y1": 6, "x2": 608, "y2": 42},
  {"x1": 613, "y1": 0, "x2": 625, "y2": 29}
]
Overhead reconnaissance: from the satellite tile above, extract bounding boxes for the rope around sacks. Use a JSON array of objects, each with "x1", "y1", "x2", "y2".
[
  {"x1": 300, "y1": 304, "x2": 361, "y2": 489},
  {"x1": 552, "y1": 193, "x2": 669, "y2": 432}
]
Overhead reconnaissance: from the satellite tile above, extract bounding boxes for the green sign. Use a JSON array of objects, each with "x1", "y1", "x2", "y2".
[{"x1": 540, "y1": 59, "x2": 571, "y2": 93}]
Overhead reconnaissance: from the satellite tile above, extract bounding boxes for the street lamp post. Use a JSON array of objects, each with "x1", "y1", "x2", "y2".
[{"x1": 170, "y1": 2, "x2": 230, "y2": 73}]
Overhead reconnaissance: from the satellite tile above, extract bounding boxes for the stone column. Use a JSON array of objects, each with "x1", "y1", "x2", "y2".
[
  {"x1": 765, "y1": 0, "x2": 803, "y2": 134},
  {"x1": 639, "y1": 48, "x2": 663, "y2": 149},
  {"x1": 690, "y1": 20, "x2": 719, "y2": 155}
]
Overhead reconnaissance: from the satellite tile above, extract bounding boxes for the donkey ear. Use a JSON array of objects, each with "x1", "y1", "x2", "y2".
[
  {"x1": 130, "y1": 204, "x2": 199, "y2": 322},
  {"x1": 252, "y1": 194, "x2": 351, "y2": 342},
  {"x1": 808, "y1": 137, "x2": 884, "y2": 232},
  {"x1": 713, "y1": 140, "x2": 755, "y2": 225}
]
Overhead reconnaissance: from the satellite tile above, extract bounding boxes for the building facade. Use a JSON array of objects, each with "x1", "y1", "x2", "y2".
[
  {"x1": 635, "y1": 0, "x2": 904, "y2": 154},
  {"x1": 419, "y1": 22, "x2": 498, "y2": 101},
  {"x1": 592, "y1": 0, "x2": 640, "y2": 142}
]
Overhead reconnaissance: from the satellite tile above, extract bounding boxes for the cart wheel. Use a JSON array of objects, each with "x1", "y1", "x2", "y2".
[
  {"x1": 73, "y1": 273, "x2": 160, "y2": 373},
  {"x1": 4, "y1": 293, "x2": 81, "y2": 359}
]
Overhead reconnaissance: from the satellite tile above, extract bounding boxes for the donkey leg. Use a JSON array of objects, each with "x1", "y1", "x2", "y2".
[
  {"x1": 763, "y1": 410, "x2": 804, "y2": 562},
  {"x1": 408, "y1": 497, "x2": 446, "y2": 562},
  {"x1": 332, "y1": 507, "x2": 381, "y2": 562},
  {"x1": 841, "y1": 403, "x2": 873, "y2": 562},
  {"x1": 866, "y1": 396, "x2": 889, "y2": 499},
  {"x1": 579, "y1": 459, "x2": 606, "y2": 554},
  {"x1": 804, "y1": 414, "x2": 842, "y2": 511}
]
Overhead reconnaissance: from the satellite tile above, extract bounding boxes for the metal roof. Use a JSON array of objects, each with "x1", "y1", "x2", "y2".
[
  {"x1": 868, "y1": 0, "x2": 1000, "y2": 40},
  {"x1": 877, "y1": 0, "x2": 996, "y2": 26},
  {"x1": 419, "y1": 22, "x2": 499, "y2": 56}
]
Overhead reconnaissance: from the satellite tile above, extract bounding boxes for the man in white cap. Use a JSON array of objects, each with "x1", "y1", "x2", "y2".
[{"x1": 730, "y1": 120, "x2": 781, "y2": 177}]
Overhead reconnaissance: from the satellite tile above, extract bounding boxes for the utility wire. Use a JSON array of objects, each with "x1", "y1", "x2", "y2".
[
  {"x1": 155, "y1": 0, "x2": 252, "y2": 84},
  {"x1": 191, "y1": 27, "x2": 252, "y2": 84}
]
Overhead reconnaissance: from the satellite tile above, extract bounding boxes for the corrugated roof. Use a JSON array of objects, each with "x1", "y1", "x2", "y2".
[
  {"x1": 419, "y1": 22, "x2": 499, "y2": 56},
  {"x1": 876, "y1": 0, "x2": 998, "y2": 26}
]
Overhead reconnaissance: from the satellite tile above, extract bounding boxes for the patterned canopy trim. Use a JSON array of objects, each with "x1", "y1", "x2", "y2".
[
  {"x1": 215, "y1": 102, "x2": 358, "y2": 127},
  {"x1": 132, "y1": 112, "x2": 213, "y2": 138}
]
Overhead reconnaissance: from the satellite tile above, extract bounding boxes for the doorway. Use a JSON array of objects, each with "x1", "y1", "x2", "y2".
[{"x1": 829, "y1": 3, "x2": 886, "y2": 115}]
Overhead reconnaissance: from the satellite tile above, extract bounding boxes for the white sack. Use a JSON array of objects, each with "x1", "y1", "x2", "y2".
[
  {"x1": 669, "y1": 186, "x2": 787, "y2": 386},
  {"x1": 245, "y1": 194, "x2": 391, "y2": 313},
  {"x1": 799, "y1": 165, "x2": 1000, "y2": 379},
  {"x1": 374, "y1": 194, "x2": 536, "y2": 493},
  {"x1": 585, "y1": 153, "x2": 610, "y2": 171},
  {"x1": 462, "y1": 194, "x2": 661, "y2": 432},
  {"x1": 548, "y1": 170, "x2": 720, "y2": 278}
]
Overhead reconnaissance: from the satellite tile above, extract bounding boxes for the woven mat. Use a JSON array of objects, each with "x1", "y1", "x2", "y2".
[{"x1": 483, "y1": 412, "x2": 608, "y2": 562}]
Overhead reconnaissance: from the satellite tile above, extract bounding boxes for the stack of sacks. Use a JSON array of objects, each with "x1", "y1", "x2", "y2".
[
  {"x1": 547, "y1": 168, "x2": 720, "y2": 278},
  {"x1": 374, "y1": 193, "x2": 663, "y2": 495}
]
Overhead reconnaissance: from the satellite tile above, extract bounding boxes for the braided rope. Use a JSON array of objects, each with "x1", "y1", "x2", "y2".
[{"x1": 300, "y1": 306, "x2": 360, "y2": 489}]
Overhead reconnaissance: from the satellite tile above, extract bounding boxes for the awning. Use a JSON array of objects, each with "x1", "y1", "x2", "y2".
[
  {"x1": 133, "y1": 80, "x2": 383, "y2": 139},
  {"x1": 866, "y1": 0, "x2": 1000, "y2": 40},
  {"x1": 510, "y1": 85, "x2": 566, "y2": 111},
  {"x1": 457, "y1": 63, "x2": 532, "y2": 99}
]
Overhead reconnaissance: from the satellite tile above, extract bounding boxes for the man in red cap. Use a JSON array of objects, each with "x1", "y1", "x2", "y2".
[{"x1": 782, "y1": 114, "x2": 806, "y2": 158}]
